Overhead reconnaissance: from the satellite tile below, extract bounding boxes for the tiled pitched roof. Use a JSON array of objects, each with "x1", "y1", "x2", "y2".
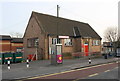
[{"x1": 33, "y1": 11, "x2": 101, "y2": 39}]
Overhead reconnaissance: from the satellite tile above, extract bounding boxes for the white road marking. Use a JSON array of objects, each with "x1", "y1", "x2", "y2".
[
  {"x1": 88, "y1": 73, "x2": 98, "y2": 77},
  {"x1": 104, "y1": 70, "x2": 110, "y2": 72}
]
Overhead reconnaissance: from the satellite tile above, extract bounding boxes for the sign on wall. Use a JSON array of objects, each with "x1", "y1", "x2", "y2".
[{"x1": 59, "y1": 36, "x2": 69, "y2": 39}]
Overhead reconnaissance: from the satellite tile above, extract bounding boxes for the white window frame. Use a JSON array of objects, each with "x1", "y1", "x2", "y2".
[
  {"x1": 27, "y1": 38, "x2": 39, "y2": 48},
  {"x1": 64, "y1": 39, "x2": 72, "y2": 46},
  {"x1": 52, "y1": 38, "x2": 57, "y2": 44},
  {"x1": 93, "y1": 40, "x2": 99, "y2": 46},
  {"x1": 52, "y1": 38, "x2": 61, "y2": 44}
]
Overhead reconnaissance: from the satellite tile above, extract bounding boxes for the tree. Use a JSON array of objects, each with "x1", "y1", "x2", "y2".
[
  {"x1": 10, "y1": 32, "x2": 23, "y2": 38},
  {"x1": 104, "y1": 27, "x2": 118, "y2": 42},
  {"x1": 104, "y1": 27, "x2": 119, "y2": 53}
]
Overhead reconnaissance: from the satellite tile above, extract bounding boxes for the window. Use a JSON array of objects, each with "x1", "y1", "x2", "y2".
[
  {"x1": 73, "y1": 27, "x2": 80, "y2": 37},
  {"x1": 64, "y1": 39, "x2": 72, "y2": 46},
  {"x1": 27, "y1": 38, "x2": 39, "y2": 48},
  {"x1": 52, "y1": 38, "x2": 61, "y2": 44},
  {"x1": 93, "y1": 40, "x2": 99, "y2": 46},
  {"x1": 34, "y1": 38, "x2": 39, "y2": 47},
  {"x1": 52, "y1": 38, "x2": 57, "y2": 44}
]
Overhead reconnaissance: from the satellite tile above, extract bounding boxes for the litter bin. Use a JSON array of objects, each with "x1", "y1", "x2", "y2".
[
  {"x1": 13, "y1": 52, "x2": 23, "y2": 63},
  {"x1": 0, "y1": 53, "x2": 3, "y2": 64},
  {"x1": 3, "y1": 52, "x2": 14, "y2": 63}
]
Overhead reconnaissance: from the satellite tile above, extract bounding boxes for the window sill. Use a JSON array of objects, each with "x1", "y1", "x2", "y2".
[
  {"x1": 27, "y1": 46, "x2": 31, "y2": 48},
  {"x1": 92, "y1": 45, "x2": 100, "y2": 46},
  {"x1": 64, "y1": 45, "x2": 73, "y2": 47}
]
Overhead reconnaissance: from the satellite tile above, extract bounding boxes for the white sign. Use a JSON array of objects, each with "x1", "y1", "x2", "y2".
[{"x1": 59, "y1": 36, "x2": 69, "y2": 39}]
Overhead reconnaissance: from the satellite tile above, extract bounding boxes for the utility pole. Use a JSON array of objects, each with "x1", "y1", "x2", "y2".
[
  {"x1": 57, "y1": 5, "x2": 60, "y2": 44},
  {"x1": 51, "y1": 5, "x2": 62, "y2": 65},
  {"x1": 57, "y1": 5, "x2": 59, "y2": 17}
]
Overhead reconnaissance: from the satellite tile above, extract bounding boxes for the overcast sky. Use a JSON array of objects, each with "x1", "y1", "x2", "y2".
[{"x1": 0, "y1": 0, "x2": 119, "y2": 40}]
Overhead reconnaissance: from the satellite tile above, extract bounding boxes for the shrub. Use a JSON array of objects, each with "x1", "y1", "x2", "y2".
[{"x1": 63, "y1": 52, "x2": 72, "y2": 57}]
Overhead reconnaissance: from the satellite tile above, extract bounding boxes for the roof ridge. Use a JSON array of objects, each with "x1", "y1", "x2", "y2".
[{"x1": 0, "y1": 35, "x2": 11, "y2": 36}]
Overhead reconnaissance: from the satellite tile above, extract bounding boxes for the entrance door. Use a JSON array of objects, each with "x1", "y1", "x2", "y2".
[{"x1": 84, "y1": 44, "x2": 89, "y2": 56}]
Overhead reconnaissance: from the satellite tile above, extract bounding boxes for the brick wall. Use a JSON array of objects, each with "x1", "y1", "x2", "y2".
[
  {"x1": 11, "y1": 43, "x2": 23, "y2": 52},
  {"x1": 0, "y1": 40, "x2": 23, "y2": 53},
  {"x1": 81, "y1": 38, "x2": 101, "y2": 53},
  {"x1": 62, "y1": 39, "x2": 74, "y2": 53},
  {"x1": 23, "y1": 15, "x2": 46, "y2": 60},
  {"x1": 47, "y1": 37, "x2": 81, "y2": 55},
  {"x1": 0, "y1": 40, "x2": 11, "y2": 53},
  {"x1": 73, "y1": 38, "x2": 81, "y2": 52},
  {"x1": 44, "y1": 37, "x2": 49, "y2": 59}
]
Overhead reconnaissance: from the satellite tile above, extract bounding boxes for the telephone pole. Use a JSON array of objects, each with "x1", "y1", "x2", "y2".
[
  {"x1": 57, "y1": 5, "x2": 60, "y2": 43},
  {"x1": 57, "y1": 5, "x2": 60, "y2": 17}
]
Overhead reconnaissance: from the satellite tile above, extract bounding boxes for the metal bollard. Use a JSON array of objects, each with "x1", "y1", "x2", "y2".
[
  {"x1": 7, "y1": 58, "x2": 10, "y2": 70},
  {"x1": 26, "y1": 58, "x2": 29, "y2": 68},
  {"x1": 88, "y1": 58, "x2": 91, "y2": 64}
]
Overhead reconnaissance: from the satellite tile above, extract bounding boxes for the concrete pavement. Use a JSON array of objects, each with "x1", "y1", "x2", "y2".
[{"x1": 2, "y1": 57, "x2": 119, "y2": 80}]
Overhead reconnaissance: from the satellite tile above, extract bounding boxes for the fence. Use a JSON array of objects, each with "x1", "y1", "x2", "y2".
[{"x1": 72, "y1": 52, "x2": 102, "y2": 59}]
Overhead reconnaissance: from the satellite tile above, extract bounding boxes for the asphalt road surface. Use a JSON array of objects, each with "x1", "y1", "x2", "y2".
[
  {"x1": 18, "y1": 62, "x2": 119, "y2": 81},
  {"x1": 86, "y1": 66, "x2": 118, "y2": 79}
]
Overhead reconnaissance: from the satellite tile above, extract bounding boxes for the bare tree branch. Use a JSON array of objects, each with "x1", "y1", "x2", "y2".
[
  {"x1": 10, "y1": 32, "x2": 23, "y2": 38},
  {"x1": 104, "y1": 27, "x2": 118, "y2": 42}
]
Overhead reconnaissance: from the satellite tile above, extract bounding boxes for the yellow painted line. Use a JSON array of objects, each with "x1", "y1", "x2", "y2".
[
  {"x1": 88, "y1": 73, "x2": 98, "y2": 77},
  {"x1": 27, "y1": 63, "x2": 114, "y2": 79},
  {"x1": 72, "y1": 77, "x2": 86, "y2": 81},
  {"x1": 104, "y1": 70, "x2": 110, "y2": 72},
  {"x1": 28, "y1": 72, "x2": 67, "y2": 79},
  {"x1": 0, "y1": 42, "x2": 10, "y2": 44},
  {"x1": 72, "y1": 78, "x2": 80, "y2": 81}
]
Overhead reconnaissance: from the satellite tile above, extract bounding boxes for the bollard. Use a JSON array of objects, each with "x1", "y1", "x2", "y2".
[
  {"x1": 26, "y1": 58, "x2": 29, "y2": 68},
  {"x1": 104, "y1": 54, "x2": 107, "y2": 59},
  {"x1": 7, "y1": 58, "x2": 10, "y2": 70},
  {"x1": 88, "y1": 58, "x2": 91, "y2": 64}
]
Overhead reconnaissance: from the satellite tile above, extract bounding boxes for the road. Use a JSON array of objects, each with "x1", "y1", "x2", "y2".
[
  {"x1": 86, "y1": 66, "x2": 118, "y2": 79},
  {"x1": 2, "y1": 57, "x2": 119, "y2": 80},
  {"x1": 18, "y1": 62, "x2": 119, "y2": 81}
]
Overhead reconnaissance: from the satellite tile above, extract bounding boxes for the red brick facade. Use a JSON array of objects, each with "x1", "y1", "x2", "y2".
[
  {"x1": 23, "y1": 12, "x2": 102, "y2": 60},
  {"x1": 0, "y1": 37, "x2": 23, "y2": 53},
  {"x1": 0, "y1": 40, "x2": 11, "y2": 53},
  {"x1": 23, "y1": 15, "x2": 46, "y2": 60},
  {"x1": 11, "y1": 43, "x2": 23, "y2": 52}
]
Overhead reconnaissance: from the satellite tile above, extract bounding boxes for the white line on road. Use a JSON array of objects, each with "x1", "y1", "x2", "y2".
[
  {"x1": 104, "y1": 70, "x2": 110, "y2": 72},
  {"x1": 88, "y1": 73, "x2": 99, "y2": 77}
]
